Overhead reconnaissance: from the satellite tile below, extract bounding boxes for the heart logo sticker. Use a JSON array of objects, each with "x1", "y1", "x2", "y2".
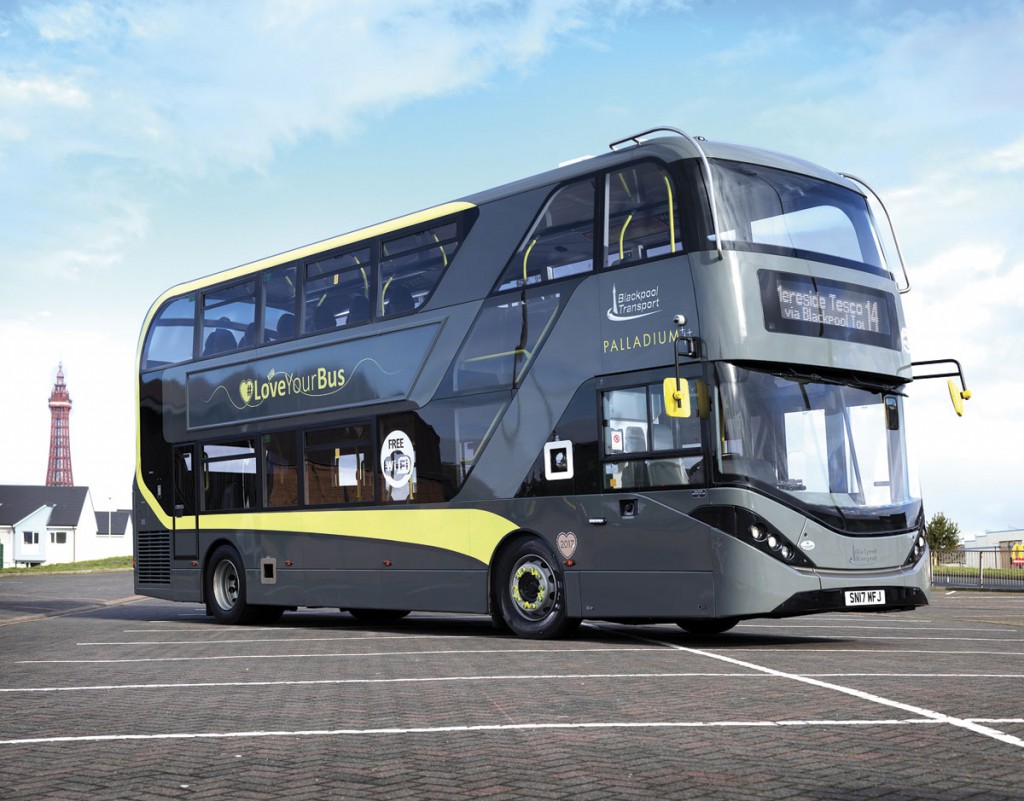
[{"x1": 556, "y1": 531, "x2": 577, "y2": 559}]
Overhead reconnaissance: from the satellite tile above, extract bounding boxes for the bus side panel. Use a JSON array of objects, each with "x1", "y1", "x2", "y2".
[
  {"x1": 171, "y1": 568, "x2": 202, "y2": 602},
  {"x1": 580, "y1": 571, "x2": 714, "y2": 618},
  {"x1": 304, "y1": 568, "x2": 380, "y2": 609},
  {"x1": 382, "y1": 570, "x2": 487, "y2": 614},
  {"x1": 286, "y1": 528, "x2": 488, "y2": 613}
]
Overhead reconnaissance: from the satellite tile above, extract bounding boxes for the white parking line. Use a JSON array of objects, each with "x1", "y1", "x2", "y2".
[
  {"x1": 16, "y1": 646, "x2": 651, "y2": 665},
  {"x1": 78, "y1": 635, "x2": 442, "y2": 646},
  {"x1": 612, "y1": 629, "x2": 1024, "y2": 750},
  {"x1": 739, "y1": 623, "x2": 1016, "y2": 632},
  {"x1": 699, "y1": 648, "x2": 1024, "y2": 656},
  {"x1": 0, "y1": 718, "x2": 941, "y2": 746},
  {"x1": 0, "y1": 671, "x2": 754, "y2": 694},
  {"x1": 3, "y1": 671, "x2": 1022, "y2": 695},
  {"x1": 86, "y1": 633, "x2": 1022, "y2": 646}
]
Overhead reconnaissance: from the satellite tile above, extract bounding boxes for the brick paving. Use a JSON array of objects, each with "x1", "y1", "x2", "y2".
[{"x1": 0, "y1": 575, "x2": 1022, "y2": 799}]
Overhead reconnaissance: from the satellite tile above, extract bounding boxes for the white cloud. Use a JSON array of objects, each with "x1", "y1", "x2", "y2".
[
  {"x1": 0, "y1": 0, "x2": 680, "y2": 282},
  {"x1": 4, "y1": 0, "x2": 671, "y2": 177},
  {"x1": 24, "y1": 0, "x2": 117, "y2": 42},
  {"x1": 977, "y1": 136, "x2": 1024, "y2": 173},
  {"x1": 0, "y1": 72, "x2": 90, "y2": 108}
]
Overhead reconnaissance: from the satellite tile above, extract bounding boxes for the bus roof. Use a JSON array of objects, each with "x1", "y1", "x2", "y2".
[
  {"x1": 146, "y1": 131, "x2": 862, "y2": 311},
  {"x1": 459, "y1": 133, "x2": 862, "y2": 207}
]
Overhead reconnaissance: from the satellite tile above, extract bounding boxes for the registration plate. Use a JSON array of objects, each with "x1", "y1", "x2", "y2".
[{"x1": 845, "y1": 589, "x2": 886, "y2": 607}]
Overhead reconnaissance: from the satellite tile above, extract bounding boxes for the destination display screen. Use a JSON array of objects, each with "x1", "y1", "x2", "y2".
[{"x1": 759, "y1": 270, "x2": 900, "y2": 350}]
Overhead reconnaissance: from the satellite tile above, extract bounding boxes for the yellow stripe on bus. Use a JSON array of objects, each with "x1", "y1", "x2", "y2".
[{"x1": 196, "y1": 508, "x2": 517, "y2": 566}]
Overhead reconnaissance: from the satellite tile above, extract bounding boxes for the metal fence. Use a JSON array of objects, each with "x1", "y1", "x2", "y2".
[{"x1": 932, "y1": 548, "x2": 1024, "y2": 590}]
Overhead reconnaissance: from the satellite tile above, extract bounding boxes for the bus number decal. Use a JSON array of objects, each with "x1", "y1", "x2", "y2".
[{"x1": 556, "y1": 532, "x2": 577, "y2": 559}]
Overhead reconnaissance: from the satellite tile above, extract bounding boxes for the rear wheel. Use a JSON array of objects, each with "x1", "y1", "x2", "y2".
[
  {"x1": 205, "y1": 544, "x2": 259, "y2": 625},
  {"x1": 496, "y1": 539, "x2": 579, "y2": 639}
]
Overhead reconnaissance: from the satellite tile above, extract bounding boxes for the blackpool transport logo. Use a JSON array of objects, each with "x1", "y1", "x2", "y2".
[{"x1": 606, "y1": 283, "x2": 661, "y2": 322}]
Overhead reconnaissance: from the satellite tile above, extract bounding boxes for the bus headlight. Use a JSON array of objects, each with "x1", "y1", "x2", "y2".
[
  {"x1": 693, "y1": 506, "x2": 814, "y2": 568},
  {"x1": 903, "y1": 528, "x2": 928, "y2": 567}
]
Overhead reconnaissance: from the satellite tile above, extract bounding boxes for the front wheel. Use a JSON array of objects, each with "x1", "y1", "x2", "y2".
[{"x1": 495, "y1": 539, "x2": 579, "y2": 639}]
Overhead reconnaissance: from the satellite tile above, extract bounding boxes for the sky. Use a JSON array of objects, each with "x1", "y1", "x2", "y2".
[{"x1": 1, "y1": 0, "x2": 1022, "y2": 538}]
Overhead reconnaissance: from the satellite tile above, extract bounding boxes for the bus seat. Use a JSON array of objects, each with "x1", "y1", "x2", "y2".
[
  {"x1": 649, "y1": 459, "x2": 685, "y2": 487},
  {"x1": 621, "y1": 460, "x2": 649, "y2": 489},
  {"x1": 347, "y1": 294, "x2": 370, "y2": 324},
  {"x1": 624, "y1": 426, "x2": 647, "y2": 453},
  {"x1": 311, "y1": 297, "x2": 341, "y2": 331},
  {"x1": 386, "y1": 284, "x2": 415, "y2": 316},
  {"x1": 276, "y1": 313, "x2": 295, "y2": 339},
  {"x1": 203, "y1": 328, "x2": 236, "y2": 356},
  {"x1": 651, "y1": 423, "x2": 673, "y2": 450}
]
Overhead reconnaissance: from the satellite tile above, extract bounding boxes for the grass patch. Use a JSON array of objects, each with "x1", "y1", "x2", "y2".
[{"x1": 0, "y1": 555, "x2": 132, "y2": 577}]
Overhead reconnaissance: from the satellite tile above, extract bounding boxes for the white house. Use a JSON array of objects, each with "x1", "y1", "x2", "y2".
[{"x1": 0, "y1": 485, "x2": 133, "y2": 568}]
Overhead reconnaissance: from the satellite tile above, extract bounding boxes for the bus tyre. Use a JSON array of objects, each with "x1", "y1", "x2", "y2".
[
  {"x1": 205, "y1": 544, "x2": 258, "y2": 625},
  {"x1": 496, "y1": 539, "x2": 579, "y2": 639},
  {"x1": 676, "y1": 618, "x2": 738, "y2": 636}
]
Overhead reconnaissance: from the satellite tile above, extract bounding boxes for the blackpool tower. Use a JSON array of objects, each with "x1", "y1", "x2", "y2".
[{"x1": 45, "y1": 363, "x2": 74, "y2": 486}]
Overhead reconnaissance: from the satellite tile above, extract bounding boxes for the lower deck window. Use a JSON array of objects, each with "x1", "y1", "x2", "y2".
[
  {"x1": 304, "y1": 424, "x2": 374, "y2": 505},
  {"x1": 202, "y1": 441, "x2": 257, "y2": 511},
  {"x1": 264, "y1": 431, "x2": 299, "y2": 508},
  {"x1": 602, "y1": 379, "x2": 703, "y2": 490}
]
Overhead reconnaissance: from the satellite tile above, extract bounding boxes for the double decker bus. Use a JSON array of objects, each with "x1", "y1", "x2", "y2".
[{"x1": 134, "y1": 127, "x2": 968, "y2": 638}]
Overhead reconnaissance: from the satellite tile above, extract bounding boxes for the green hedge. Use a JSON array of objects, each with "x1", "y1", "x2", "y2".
[{"x1": 933, "y1": 564, "x2": 1024, "y2": 581}]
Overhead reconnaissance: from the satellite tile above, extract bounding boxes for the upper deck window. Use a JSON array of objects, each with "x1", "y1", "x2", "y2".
[
  {"x1": 304, "y1": 247, "x2": 373, "y2": 334},
  {"x1": 496, "y1": 178, "x2": 596, "y2": 291},
  {"x1": 201, "y1": 281, "x2": 256, "y2": 357},
  {"x1": 142, "y1": 294, "x2": 196, "y2": 370},
  {"x1": 606, "y1": 162, "x2": 680, "y2": 266},
  {"x1": 380, "y1": 221, "x2": 460, "y2": 318},
  {"x1": 262, "y1": 266, "x2": 297, "y2": 344},
  {"x1": 712, "y1": 161, "x2": 887, "y2": 276}
]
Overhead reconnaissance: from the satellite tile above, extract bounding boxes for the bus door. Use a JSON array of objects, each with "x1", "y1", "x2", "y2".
[
  {"x1": 172, "y1": 444, "x2": 199, "y2": 560},
  {"x1": 587, "y1": 368, "x2": 710, "y2": 617}
]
